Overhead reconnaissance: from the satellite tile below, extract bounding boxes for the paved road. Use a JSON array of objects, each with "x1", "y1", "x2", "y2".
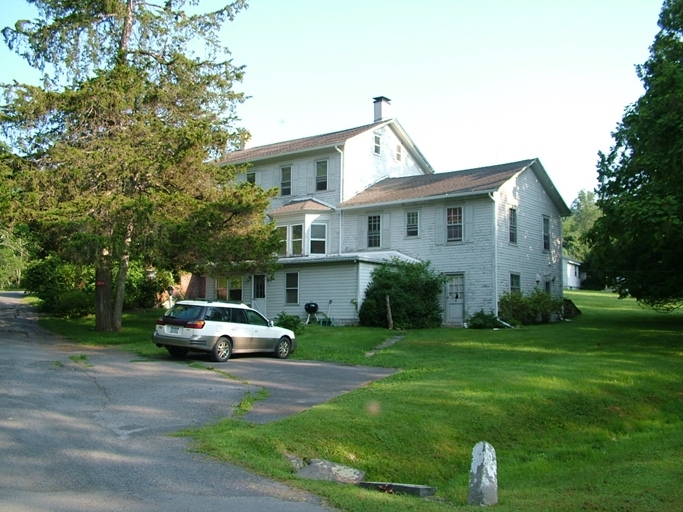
[{"x1": 0, "y1": 291, "x2": 395, "y2": 512}]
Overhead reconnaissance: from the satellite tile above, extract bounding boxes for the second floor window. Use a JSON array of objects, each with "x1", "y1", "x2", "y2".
[
  {"x1": 509, "y1": 208, "x2": 517, "y2": 244},
  {"x1": 368, "y1": 215, "x2": 381, "y2": 248},
  {"x1": 373, "y1": 134, "x2": 381, "y2": 155},
  {"x1": 291, "y1": 224, "x2": 303, "y2": 255},
  {"x1": 276, "y1": 226, "x2": 287, "y2": 256},
  {"x1": 280, "y1": 166, "x2": 292, "y2": 196},
  {"x1": 310, "y1": 223, "x2": 327, "y2": 254},
  {"x1": 446, "y1": 207, "x2": 463, "y2": 242},
  {"x1": 406, "y1": 211, "x2": 419, "y2": 237},
  {"x1": 542, "y1": 216, "x2": 550, "y2": 251},
  {"x1": 316, "y1": 160, "x2": 328, "y2": 191}
]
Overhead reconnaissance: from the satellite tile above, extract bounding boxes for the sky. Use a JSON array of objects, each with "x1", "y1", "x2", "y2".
[{"x1": 0, "y1": 0, "x2": 665, "y2": 206}]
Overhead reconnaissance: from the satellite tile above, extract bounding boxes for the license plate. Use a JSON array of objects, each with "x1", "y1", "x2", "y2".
[{"x1": 169, "y1": 326, "x2": 180, "y2": 334}]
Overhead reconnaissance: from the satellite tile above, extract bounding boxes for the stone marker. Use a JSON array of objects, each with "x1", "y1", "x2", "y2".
[{"x1": 467, "y1": 441, "x2": 498, "y2": 506}]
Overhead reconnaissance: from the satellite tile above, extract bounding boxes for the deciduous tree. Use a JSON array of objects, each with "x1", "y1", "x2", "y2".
[
  {"x1": 588, "y1": 0, "x2": 683, "y2": 311},
  {"x1": 1, "y1": 1, "x2": 280, "y2": 330}
]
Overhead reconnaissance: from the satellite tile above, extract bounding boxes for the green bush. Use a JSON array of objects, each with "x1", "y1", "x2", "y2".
[
  {"x1": 53, "y1": 289, "x2": 95, "y2": 318},
  {"x1": 359, "y1": 259, "x2": 447, "y2": 329},
  {"x1": 498, "y1": 289, "x2": 564, "y2": 325},
  {"x1": 274, "y1": 311, "x2": 305, "y2": 335},
  {"x1": 123, "y1": 262, "x2": 174, "y2": 309},
  {"x1": 467, "y1": 309, "x2": 505, "y2": 329},
  {"x1": 22, "y1": 255, "x2": 94, "y2": 313}
]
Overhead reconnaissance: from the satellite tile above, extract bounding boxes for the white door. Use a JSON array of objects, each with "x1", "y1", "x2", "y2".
[
  {"x1": 251, "y1": 275, "x2": 266, "y2": 315},
  {"x1": 445, "y1": 274, "x2": 464, "y2": 325}
]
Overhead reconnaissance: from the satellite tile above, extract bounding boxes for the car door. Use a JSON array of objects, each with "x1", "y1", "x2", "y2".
[
  {"x1": 224, "y1": 307, "x2": 253, "y2": 352},
  {"x1": 245, "y1": 309, "x2": 275, "y2": 350}
]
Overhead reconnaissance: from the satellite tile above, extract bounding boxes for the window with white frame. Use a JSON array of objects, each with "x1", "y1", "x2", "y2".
[
  {"x1": 509, "y1": 208, "x2": 517, "y2": 244},
  {"x1": 542, "y1": 216, "x2": 550, "y2": 251},
  {"x1": 246, "y1": 171, "x2": 256, "y2": 184},
  {"x1": 280, "y1": 166, "x2": 292, "y2": 196},
  {"x1": 291, "y1": 224, "x2": 303, "y2": 255},
  {"x1": 228, "y1": 276, "x2": 242, "y2": 301},
  {"x1": 310, "y1": 223, "x2": 327, "y2": 254},
  {"x1": 368, "y1": 215, "x2": 381, "y2": 248},
  {"x1": 253, "y1": 275, "x2": 266, "y2": 299},
  {"x1": 276, "y1": 226, "x2": 287, "y2": 256},
  {"x1": 510, "y1": 273, "x2": 521, "y2": 294},
  {"x1": 373, "y1": 134, "x2": 381, "y2": 155},
  {"x1": 315, "y1": 160, "x2": 328, "y2": 191},
  {"x1": 396, "y1": 145, "x2": 402, "y2": 161},
  {"x1": 446, "y1": 207, "x2": 463, "y2": 242},
  {"x1": 285, "y1": 272, "x2": 299, "y2": 304},
  {"x1": 406, "y1": 211, "x2": 419, "y2": 237},
  {"x1": 216, "y1": 277, "x2": 228, "y2": 300}
]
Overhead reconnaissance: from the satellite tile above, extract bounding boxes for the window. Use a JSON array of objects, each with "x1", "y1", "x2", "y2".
[
  {"x1": 310, "y1": 223, "x2": 327, "y2": 254},
  {"x1": 245, "y1": 309, "x2": 268, "y2": 326},
  {"x1": 216, "y1": 277, "x2": 227, "y2": 300},
  {"x1": 542, "y1": 216, "x2": 550, "y2": 251},
  {"x1": 315, "y1": 160, "x2": 328, "y2": 191},
  {"x1": 228, "y1": 276, "x2": 242, "y2": 301},
  {"x1": 291, "y1": 224, "x2": 303, "y2": 255},
  {"x1": 280, "y1": 166, "x2": 291, "y2": 196},
  {"x1": 368, "y1": 215, "x2": 381, "y2": 248},
  {"x1": 253, "y1": 275, "x2": 266, "y2": 299},
  {"x1": 373, "y1": 134, "x2": 381, "y2": 155},
  {"x1": 406, "y1": 211, "x2": 419, "y2": 237},
  {"x1": 510, "y1": 273, "x2": 521, "y2": 294},
  {"x1": 545, "y1": 280, "x2": 551, "y2": 293},
  {"x1": 285, "y1": 272, "x2": 299, "y2": 304},
  {"x1": 396, "y1": 145, "x2": 402, "y2": 161},
  {"x1": 246, "y1": 171, "x2": 256, "y2": 184},
  {"x1": 276, "y1": 226, "x2": 287, "y2": 256},
  {"x1": 509, "y1": 208, "x2": 517, "y2": 244},
  {"x1": 447, "y1": 207, "x2": 463, "y2": 242}
]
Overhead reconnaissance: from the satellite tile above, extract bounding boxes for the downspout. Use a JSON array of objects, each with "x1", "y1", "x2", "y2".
[
  {"x1": 335, "y1": 145, "x2": 344, "y2": 255},
  {"x1": 489, "y1": 192, "x2": 498, "y2": 316}
]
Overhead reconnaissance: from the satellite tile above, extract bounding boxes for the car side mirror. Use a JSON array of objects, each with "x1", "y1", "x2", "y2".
[{"x1": 269, "y1": 320, "x2": 274, "y2": 327}]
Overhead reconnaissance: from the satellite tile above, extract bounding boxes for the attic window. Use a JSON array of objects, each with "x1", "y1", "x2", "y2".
[
  {"x1": 280, "y1": 166, "x2": 292, "y2": 196},
  {"x1": 396, "y1": 145, "x2": 402, "y2": 161},
  {"x1": 373, "y1": 134, "x2": 381, "y2": 155},
  {"x1": 316, "y1": 160, "x2": 328, "y2": 191}
]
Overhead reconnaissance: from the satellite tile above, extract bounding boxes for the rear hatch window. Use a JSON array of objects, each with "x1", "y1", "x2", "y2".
[{"x1": 164, "y1": 304, "x2": 204, "y2": 321}]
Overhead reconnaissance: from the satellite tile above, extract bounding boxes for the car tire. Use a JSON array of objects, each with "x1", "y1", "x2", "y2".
[
  {"x1": 274, "y1": 336, "x2": 291, "y2": 359},
  {"x1": 166, "y1": 346, "x2": 189, "y2": 359},
  {"x1": 212, "y1": 337, "x2": 232, "y2": 362}
]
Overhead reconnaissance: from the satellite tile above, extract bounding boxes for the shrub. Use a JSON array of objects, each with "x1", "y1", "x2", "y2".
[
  {"x1": 274, "y1": 311, "x2": 305, "y2": 335},
  {"x1": 22, "y1": 255, "x2": 94, "y2": 313},
  {"x1": 467, "y1": 309, "x2": 504, "y2": 329},
  {"x1": 359, "y1": 259, "x2": 448, "y2": 329},
  {"x1": 498, "y1": 289, "x2": 564, "y2": 325},
  {"x1": 52, "y1": 289, "x2": 95, "y2": 318},
  {"x1": 123, "y1": 262, "x2": 174, "y2": 310}
]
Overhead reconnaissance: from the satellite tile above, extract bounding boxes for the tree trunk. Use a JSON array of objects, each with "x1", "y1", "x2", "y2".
[
  {"x1": 95, "y1": 266, "x2": 114, "y2": 332},
  {"x1": 386, "y1": 294, "x2": 394, "y2": 330}
]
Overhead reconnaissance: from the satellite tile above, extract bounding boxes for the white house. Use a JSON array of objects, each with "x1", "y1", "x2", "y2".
[
  {"x1": 562, "y1": 257, "x2": 583, "y2": 289},
  {"x1": 196, "y1": 97, "x2": 571, "y2": 325}
]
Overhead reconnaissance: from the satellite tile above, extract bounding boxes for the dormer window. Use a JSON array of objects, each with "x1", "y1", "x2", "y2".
[{"x1": 373, "y1": 134, "x2": 381, "y2": 155}]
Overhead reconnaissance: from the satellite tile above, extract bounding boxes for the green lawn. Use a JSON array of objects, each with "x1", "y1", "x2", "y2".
[{"x1": 35, "y1": 291, "x2": 683, "y2": 511}]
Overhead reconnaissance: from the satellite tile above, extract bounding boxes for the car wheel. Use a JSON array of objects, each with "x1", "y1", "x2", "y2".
[
  {"x1": 166, "y1": 346, "x2": 189, "y2": 359},
  {"x1": 212, "y1": 337, "x2": 232, "y2": 362},
  {"x1": 275, "y1": 336, "x2": 291, "y2": 359}
]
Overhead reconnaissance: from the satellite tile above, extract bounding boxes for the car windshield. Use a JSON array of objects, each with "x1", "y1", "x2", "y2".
[{"x1": 165, "y1": 304, "x2": 203, "y2": 320}]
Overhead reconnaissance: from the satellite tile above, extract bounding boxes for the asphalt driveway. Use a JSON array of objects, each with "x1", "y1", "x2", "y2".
[{"x1": 0, "y1": 291, "x2": 396, "y2": 512}]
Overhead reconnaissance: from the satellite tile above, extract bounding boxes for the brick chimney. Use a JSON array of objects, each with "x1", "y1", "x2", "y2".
[{"x1": 373, "y1": 96, "x2": 392, "y2": 122}]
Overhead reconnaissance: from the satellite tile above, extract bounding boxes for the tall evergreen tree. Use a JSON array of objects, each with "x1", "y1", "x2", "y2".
[
  {"x1": 588, "y1": 0, "x2": 683, "y2": 311},
  {"x1": 1, "y1": 1, "x2": 281, "y2": 331}
]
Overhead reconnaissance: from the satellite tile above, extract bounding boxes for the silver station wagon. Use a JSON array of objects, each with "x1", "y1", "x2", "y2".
[{"x1": 152, "y1": 300, "x2": 296, "y2": 362}]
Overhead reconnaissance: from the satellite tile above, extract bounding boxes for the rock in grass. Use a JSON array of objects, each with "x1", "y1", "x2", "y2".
[
  {"x1": 467, "y1": 441, "x2": 498, "y2": 506},
  {"x1": 296, "y1": 459, "x2": 365, "y2": 484}
]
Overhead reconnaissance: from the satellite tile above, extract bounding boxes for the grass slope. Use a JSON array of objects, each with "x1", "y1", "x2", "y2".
[{"x1": 37, "y1": 291, "x2": 683, "y2": 511}]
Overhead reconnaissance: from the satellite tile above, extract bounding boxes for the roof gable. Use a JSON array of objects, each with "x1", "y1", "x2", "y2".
[
  {"x1": 269, "y1": 198, "x2": 334, "y2": 215},
  {"x1": 339, "y1": 158, "x2": 571, "y2": 216}
]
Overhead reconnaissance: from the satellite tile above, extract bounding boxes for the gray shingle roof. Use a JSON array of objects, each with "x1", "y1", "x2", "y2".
[
  {"x1": 339, "y1": 159, "x2": 537, "y2": 208},
  {"x1": 219, "y1": 121, "x2": 386, "y2": 165},
  {"x1": 269, "y1": 199, "x2": 334, "y2": 215}
]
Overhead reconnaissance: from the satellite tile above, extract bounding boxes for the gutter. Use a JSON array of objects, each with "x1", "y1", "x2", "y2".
[
  {"x1": 336, "y1": 145, "x2": 344, "y2": 255},
  {"x1": 340, "y1": 189, "x2": 500, "y2": 211},
  {"x1": 489, "y1": 192, "x2": 498, "y2": 316}
]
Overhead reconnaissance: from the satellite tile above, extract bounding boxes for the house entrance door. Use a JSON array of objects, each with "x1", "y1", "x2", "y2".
[
  {"x1": 445, "y1": 274, "x2": 465, "y2": 325},
  {"x1": 251, "y1": 275, "x2": 266, "y2": 315}
]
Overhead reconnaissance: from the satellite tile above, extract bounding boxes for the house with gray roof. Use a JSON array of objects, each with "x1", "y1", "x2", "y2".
[{"x1": 198, "y1": 97, "x2": 570, "y2": 325}]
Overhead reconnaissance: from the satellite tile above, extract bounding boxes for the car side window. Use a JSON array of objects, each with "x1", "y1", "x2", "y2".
[
  {"x1": 245, "y1": 310, "x2": 269, "y2": 326},
  {"x1": 205, "y1": 307, "x2": 227, "y2": 322},
  {"x1": 229, "y1": 308, "x2": 249, "y2": 324}
]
